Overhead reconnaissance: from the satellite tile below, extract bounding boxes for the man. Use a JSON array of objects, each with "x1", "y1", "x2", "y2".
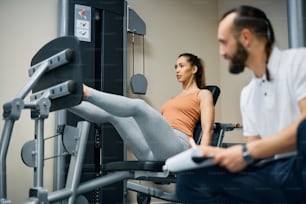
[{"x1": 176, "y1": 5, "x2": 306, "y2": 203}]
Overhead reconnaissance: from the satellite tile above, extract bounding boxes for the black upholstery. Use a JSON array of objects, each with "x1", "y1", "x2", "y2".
[
  {"x1": 193, "y1": 85, "x2": 221, "y2": 145},
  {"x1": 206, "y1": 85, "x2": 221, "y2": 106},
  {"x1": 31, "y1": 36, "x2": 83, "y2": 112},
  {"x1": 104, "y1": 160, "x2": 164, "y2": 172}
]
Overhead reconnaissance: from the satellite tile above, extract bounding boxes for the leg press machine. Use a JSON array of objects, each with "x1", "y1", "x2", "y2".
[{"x1": 0, "y1": 36, "x2": 241, "y2": 204}]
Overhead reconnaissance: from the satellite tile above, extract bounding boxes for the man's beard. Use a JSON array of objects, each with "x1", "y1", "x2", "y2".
[{"x1": 228, "y1": 41, "x2": 248, "y2": 74}]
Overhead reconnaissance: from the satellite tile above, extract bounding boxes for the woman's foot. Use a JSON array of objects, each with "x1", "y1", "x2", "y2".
[{"x1": 83, "y1": 85, "x2": 90, "y2": 100}]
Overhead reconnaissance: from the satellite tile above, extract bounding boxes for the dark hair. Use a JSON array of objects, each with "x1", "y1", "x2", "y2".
[
  {"x1": 221, "y1": 5, "x2": 275, "y2": 80},
  {"x1": 178, "y1": 53, "x2": 206, "y2": 88}
]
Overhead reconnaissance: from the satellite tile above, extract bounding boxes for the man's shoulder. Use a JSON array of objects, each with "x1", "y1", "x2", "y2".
[
  {"x1": 280, "y1": 47, "x2": 306, "y2": 58},
  {"x1": 242, "y1": 78, "x2": 255, "y2": 91},
  {"x1": 271, "y1": 46, "x2": 306, "y2": 75}
]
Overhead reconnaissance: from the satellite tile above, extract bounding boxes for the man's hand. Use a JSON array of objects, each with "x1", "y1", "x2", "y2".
[
  {"x1": 213, "y1": 145, "x2": 248, "y2": 172},
  {"x1": 189, "y1": 138, "x2": 248, "y2": 172},
  {"x1": 197, "y1": 144, "x2": 248, "y2": 172}
]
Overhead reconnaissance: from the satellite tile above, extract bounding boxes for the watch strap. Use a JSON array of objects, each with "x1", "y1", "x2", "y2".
[{"x1": 242, "y1": 143, "x2": 255, "y2": 165}]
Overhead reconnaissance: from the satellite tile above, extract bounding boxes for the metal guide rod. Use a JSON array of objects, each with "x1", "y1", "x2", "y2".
[
  {"x1": 28, "y1": 49, "x2": 73, "y2": 77},
  {"x1": 0, "y1": 120, "x2": 15, "y2": 201},
  {"x1": 16, "y1": 61, "x2": 48, "y2": 100},
  {"x1": 66, "y1": 121, "x2": 90, "y2": 204},
  {"x1": 33, "y1": 119, "x2": 45, "y2": 188},
  {"x1": 47, "y1": 172, "x2": 133, "y2": 203},
  {"x1": 17, "y1": 49, "x2": 72, "y2": 100},
  {"x1": 30, "y1": 80, "x2": 75, "y2": 101}
]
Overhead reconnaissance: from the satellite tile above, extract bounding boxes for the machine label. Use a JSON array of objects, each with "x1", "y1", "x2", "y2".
[{"x1": 74, "y1": 4, "x2": 91, "y2": 42}]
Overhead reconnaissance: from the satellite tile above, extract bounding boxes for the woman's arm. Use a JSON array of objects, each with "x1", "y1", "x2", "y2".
[{"x1": 198, "y1": 89, "x2": 215, "y2": 146}]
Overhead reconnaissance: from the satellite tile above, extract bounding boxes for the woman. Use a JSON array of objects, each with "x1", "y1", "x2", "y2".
[{"x1": 69, "y1": 53, "x2": 214, "y2": 161}]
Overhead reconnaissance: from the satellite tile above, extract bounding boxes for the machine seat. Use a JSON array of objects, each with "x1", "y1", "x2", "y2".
[{"x1": 103, "y1": 160, "x2": 164, "y2": 172}]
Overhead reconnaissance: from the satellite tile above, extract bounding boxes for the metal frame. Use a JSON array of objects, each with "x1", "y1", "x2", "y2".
[
  {"x1": 287, "y1": 0, "x2": 306, "y2": 48},
  {"x1": 0, "y1": 49, "x2": 72, "y2": 204}
]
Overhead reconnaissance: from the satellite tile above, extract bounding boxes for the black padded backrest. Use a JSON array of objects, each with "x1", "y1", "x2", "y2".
[
  {"x1": 193, "y1": 85, "x2": 221, "y2": 145},
  {"x1": 31, "y1": 36, "x2": 83, "y2": 112},
  {"x1": 206, "y1": 85, "x2": 221, "y2": 106}
]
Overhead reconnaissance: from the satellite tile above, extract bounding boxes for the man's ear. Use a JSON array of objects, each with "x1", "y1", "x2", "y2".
[{"x1": 240, "y1": 28, "x2": 252, "y2": 47}]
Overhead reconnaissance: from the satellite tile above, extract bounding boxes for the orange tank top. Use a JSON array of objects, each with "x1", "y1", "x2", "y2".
[{"x1": 161, "y1": 91, "x2": 201, "y2": 137}]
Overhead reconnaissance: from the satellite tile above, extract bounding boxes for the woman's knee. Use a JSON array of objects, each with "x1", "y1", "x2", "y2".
[
  {"x1": 133, "y1": 98, "x2": 148, "y2": 108},
  {"x1": 131, "y1": 98, "x2": 154, "y2": 116}
]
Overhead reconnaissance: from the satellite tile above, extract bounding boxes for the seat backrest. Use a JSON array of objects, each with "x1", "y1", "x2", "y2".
[
  {"x1": 193, "y1": 85, "x2": 221, "y2": 145},
  {"x1": 206, "y1": 85, "x2": 221, "y2": 106}
]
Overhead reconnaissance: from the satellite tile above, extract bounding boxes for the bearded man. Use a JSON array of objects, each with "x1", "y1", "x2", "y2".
[{"x1": 176, "y1": 5, "x2": 306, "y2": 204}]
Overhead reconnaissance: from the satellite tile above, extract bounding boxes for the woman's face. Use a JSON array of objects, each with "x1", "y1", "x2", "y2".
[{"x1": 175, "y1": 56, "x2": 196, "y2": 84}]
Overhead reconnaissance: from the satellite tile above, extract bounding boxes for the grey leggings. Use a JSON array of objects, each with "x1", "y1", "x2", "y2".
[{"x1": 69, "y1": 88, "x2": 189, "y2": 161}]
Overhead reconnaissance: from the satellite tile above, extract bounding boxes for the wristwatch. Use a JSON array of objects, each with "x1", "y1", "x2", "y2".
[{"x1": 242, "y1": 143, "x2": 255, "y2": 165}]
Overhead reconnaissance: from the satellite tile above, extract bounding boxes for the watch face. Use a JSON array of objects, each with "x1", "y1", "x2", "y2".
[
  {"x1": 242, "y1": 144, "x2": 254, "y2": 165},
  {"x1": 243, "y1": 152, "x2": 254, "y2": 164}
]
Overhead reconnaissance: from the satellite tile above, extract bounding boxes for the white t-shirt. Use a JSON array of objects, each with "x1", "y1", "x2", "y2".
[{"x1": 240, "y1": 47, "x2": 306, "y2": 139}]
